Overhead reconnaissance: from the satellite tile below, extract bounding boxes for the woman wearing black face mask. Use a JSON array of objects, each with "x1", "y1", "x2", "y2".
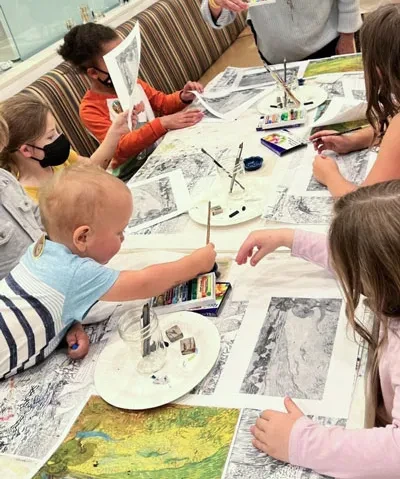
[{"x1": 0, "y1": 94, "x2": 137, "y2": 203}]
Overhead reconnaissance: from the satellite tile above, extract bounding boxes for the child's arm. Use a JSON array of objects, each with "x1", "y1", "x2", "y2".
[
  {"x1": 312, "y1": 114, "x2": 400, "y2": 197},
  {"x1": 101, "y1": 244, "x2": 216, "y2": 302},
  {"x1": 77, "y1": 110, "x2": 138, "y2": 169},
  {"x1": 65, "y1": 322, "x2": 89, "y2": 360},
  {"x1": 139, "y1": 79, "x2": 203, "y2": 116},
  {"x1": 251, "y1": 394, "x2": 400, "y2": 478},
  {"x1": 236, "y1": 229, "x2": 332, "y2": 273},
  {"x1": 81, "y1": 101, "x2": 201, "y2": 168}
]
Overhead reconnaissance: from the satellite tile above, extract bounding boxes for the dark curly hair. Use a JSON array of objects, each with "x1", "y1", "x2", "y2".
[{"x1": 58, "y1": 23, "x2": 119, "y2": 72}]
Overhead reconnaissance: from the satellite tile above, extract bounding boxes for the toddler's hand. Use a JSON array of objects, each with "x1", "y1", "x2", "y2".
[
  {"x1": 180, "y1": 81, "x2": 204, "y2": 103},
  {"x1": 66, "y1": 323, "x2": 90, "y2": 360},
  {"x1": 191, "y1": 243, "x2": 216, "y2": 274},
  {"x1": 236, "y1": 229, "x2": 294, "y2": 266},
  {"x1": 250, "y1": 397, "x2": 304, "y2": 463},
  {"x1": 160, "y1": 109, "x2": 204, "y2": 130}
]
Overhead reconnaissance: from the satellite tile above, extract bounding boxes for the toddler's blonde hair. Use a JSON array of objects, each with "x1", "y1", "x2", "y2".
[{"x1": 39, "y1": 164, "x2": 130, "y2": 240}]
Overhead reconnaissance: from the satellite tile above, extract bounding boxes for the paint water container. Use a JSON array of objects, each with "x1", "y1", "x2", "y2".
[{"x1": 118, "y1": 303, "x2": 167, "y2": 374}]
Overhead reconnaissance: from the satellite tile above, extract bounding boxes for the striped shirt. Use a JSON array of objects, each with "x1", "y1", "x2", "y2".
[{"x1": 0, "y1": 238, "x2": 119, "y2": 379}]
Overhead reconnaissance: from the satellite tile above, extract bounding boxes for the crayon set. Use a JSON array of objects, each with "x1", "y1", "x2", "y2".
[
  {"x1": 257, "y1": 108, "x2": 306, "y2": 131},
  {"x1": 152, "y1": 273, "x2": 216, "y2": 314}
]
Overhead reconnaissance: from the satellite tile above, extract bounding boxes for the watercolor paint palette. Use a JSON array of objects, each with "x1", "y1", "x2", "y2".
[
  {"x1": 256, "y1": 108, "x2": 306, "y2": 131},
  {"x1": 151, "y1": 273, "x2": 216, "y2": 314}
]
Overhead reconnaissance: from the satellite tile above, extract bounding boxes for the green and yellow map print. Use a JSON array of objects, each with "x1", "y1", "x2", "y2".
[
  {"x1": 304, "y1": 53, "x2": 363, "y2": 77},
  {"x1": 35, "y1": 396, "x2": 240, "y2": 479}
]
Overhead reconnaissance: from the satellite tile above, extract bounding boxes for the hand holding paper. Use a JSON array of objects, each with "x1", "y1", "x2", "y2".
[{"x1": 181, "y1": 81, "x2": 204, "y2": 102}]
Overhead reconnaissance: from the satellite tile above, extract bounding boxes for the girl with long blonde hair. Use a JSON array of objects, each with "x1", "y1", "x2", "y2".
[{"x1": 236, "y1": 180, "x2": 400, "y2": 478}]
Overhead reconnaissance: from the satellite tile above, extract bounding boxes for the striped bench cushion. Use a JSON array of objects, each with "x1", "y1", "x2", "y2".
[{"x1": 22, "y1": 0, "x2": 246, "y2": 156}]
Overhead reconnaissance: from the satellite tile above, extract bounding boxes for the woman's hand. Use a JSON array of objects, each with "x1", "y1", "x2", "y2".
[{"x1": 212, "y1": 0, "x2": 248, "y2": 12}]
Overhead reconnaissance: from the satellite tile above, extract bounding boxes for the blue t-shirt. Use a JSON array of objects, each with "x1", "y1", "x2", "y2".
[{"x1": 0, "y1": 238, "x2": 119, "y2": 379}]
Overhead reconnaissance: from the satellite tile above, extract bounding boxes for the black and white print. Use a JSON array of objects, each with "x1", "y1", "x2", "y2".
[
  {"x1": 307, "y1": 149, "x2": 375, "y2": 192},
  {"x1": 192, "y1": 300, "x2": 248, "y2": 395},
  {"x1": 206, "y1": 67, "x2": 240, "y2": 95},
  {"x1": 240, "y1": 297, "x2": 341, "y2": 399},
  {"x1": 225, "y1": 408, "x2": 346, "y2": 479},
  {"x1": 352, "y1": 89, "x2": 366, "y2": 101},
  {"x1": 115, "y1": 41, "x2": 139, "y2": 97},
  {"x1": 128, "y1": 177, "x2": 177, "y2": 230},
  {"x1": 320, "y1": 80, "x2": 345, "y2": 99},
  {"x1": 195, "y1": 88, "x2": 265, "y2": 120},
  {"x1": 0, "y1": 315, "x2": 116, "y2": 459},
  {"x1": 135, "y1": 145, "x2": 223, "y2": 192},
  {"x1": 264, "y1": 187, "x2": 334, "y2": 224},
  {"x1": 237, "y1": 66, "x2": 299, "y2": 91}
]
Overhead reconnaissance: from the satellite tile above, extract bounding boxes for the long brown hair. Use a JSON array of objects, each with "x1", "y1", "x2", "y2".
[
  {"x1": 361, "y1": 4, "x2": 400, "y2": 140},
  {"x1": 0, "y1": 94, "x2": 50, "y2": 176},
  {"x1": 329, "y1": 180, "x2": 400, "y2": 426}
]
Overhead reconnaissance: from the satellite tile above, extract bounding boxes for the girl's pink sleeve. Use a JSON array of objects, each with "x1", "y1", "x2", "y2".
[
  {"x1": 289, "y1": 328, "x2": 400, "y2": 479},
  {"x1": 291, "y1": 229, "x2": 333, "y2": 275},
  {"x1": 289, "y1": 416, "x2": 400, "y2": 479}
]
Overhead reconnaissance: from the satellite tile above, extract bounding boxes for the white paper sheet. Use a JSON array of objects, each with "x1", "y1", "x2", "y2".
[
  {"x1": 127, "y1": 169, "x2": 191, "y2": 233},
  {"x1": 103, "y1": 21, "x2": 141, "y2": 127},
  {"x1": 312, "y1": 98, "x2": 367, "y2": 128},
  {"x1": 192, "y1": 88, "x2": 268, "y2": 121}
]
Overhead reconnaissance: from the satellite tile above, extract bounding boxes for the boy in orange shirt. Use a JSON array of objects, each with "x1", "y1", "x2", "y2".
[{"x1": 59, "y1": 24, "x2": 204, "y2": 181}]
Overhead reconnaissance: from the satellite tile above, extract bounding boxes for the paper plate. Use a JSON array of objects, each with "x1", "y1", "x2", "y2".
[
  {"x1": 189, "y1": 198, "x2": 262, "y2": 226},
  {"x1": 257, "y1": 84, "x2": 328, "y2": 113},
  {"x1": 94, "y1": 312, "x2": 220, "y2": 410}
]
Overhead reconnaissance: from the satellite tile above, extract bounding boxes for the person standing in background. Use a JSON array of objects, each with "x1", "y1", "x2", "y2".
[{"x1": 201, "y1": 0, "x2": 362, "y2": 64}]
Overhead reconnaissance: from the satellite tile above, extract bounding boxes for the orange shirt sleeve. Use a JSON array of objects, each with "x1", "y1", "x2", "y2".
[
  {"x1": 138, "y1": 79, "x2": 186, "y2": 116},
  {"x1": 80, "y1": 96, "x2": 170, "y2": 166}
]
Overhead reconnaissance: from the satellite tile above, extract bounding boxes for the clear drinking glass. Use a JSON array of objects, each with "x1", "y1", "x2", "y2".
[{"x1": 118, "y1": 304, "x2": 167, "y2": 375}]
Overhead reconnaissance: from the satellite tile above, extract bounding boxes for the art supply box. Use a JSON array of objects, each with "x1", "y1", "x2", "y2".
[
  {"x1": 191, "y1": 282, "x2": 231, "y2": 317},
  {"x1": 152, "y1": 273, "x2": 216, "y2": 314},
  {"x1": 260, "y1": 129, "x2": 307, "y2": 157}
]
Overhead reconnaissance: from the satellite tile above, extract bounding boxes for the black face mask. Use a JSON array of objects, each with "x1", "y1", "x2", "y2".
[
  {"x1": 28, "y1": 134, "x2": 71, "y2": 168},
  {"x1": 92, "y1": 66, "x2": 114, "y2": 88}
]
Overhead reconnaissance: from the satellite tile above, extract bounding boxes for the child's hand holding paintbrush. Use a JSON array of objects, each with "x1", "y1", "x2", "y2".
[
  {"x1": 309, "y1": 126, "x2": 369, "y2": 155},
  {"x1": 206, "y1": 201, "x2": 221, "y2": 278}
]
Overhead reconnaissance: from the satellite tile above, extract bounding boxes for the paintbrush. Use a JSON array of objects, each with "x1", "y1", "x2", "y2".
[
  {"x1": 263, "y1": 62, "x2": 301, "y2": 108},
  {"x1": 206, "y1": 200, "x2": 220, "y2": 278},
  {"x1": 283, "y1": 57, "x2": 287, "y2": 108},
  {"x1": 229, "y1": 142, "x2": 244, "y2": 194},
  {"x1": 201, "y1": 148, "x2": 245, "y2": 190},
  {"x1": 310, "y1": 125, "x2": 367, "y2": 142}
]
